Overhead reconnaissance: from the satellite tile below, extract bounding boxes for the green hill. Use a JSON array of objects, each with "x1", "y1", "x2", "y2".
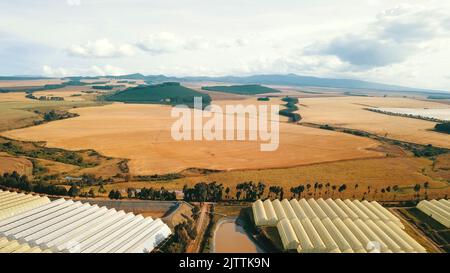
[
  {"x1": 105, "y1": 82, "x2": 211, "y2": 107},
  {"x1": 201, "y1": 84, "x2": 280, "y2": 95}
]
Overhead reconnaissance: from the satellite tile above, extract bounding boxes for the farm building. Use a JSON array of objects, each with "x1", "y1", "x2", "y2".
[
  {"x1": 417, "y1": 199, "x2": 450, "y2": 228},
  {"x1": 0, "y1": 190, "x2": 172, "y2": 253},
  {"x1": 252, "y1": 198, "x2": 425, "y2": 253}
]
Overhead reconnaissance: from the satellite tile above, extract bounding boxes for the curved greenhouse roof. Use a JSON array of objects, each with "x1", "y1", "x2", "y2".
[
  {"x1": 0, "y1": 191, "x2": 172, "y2": 253},
  {"x1": 252, "y1": 198, "x2": 425, "y2": 253},
  {"x1": 417, "y1": 199, "x2": 450, "y2": 228}
]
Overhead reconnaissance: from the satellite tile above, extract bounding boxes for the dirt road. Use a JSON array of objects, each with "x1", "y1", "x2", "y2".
[{"x1": 186, "y1": 203, "x2": 210, "y2": 253}]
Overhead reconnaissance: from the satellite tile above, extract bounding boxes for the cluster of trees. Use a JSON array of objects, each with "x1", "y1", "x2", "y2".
[
  {"x1": 69, "y1": 174, "x2": 110, "y2": 187},
  {"x1": 343, "y1": 129, "x2": 370, "y2": 137},
  {"x1": 92, "y1": 85, "x2": 115, "y2": 90},
  {"x1": 25, "y1": 92, "x2": 37, "y2": 100},
  {"x1": 0, "y1": 172, "x2": 68, "y2": 196},
  {"x1": 68, "y1": 185, "x2": 81, "y2": 197},
  {"x1": 435, "y1": 123, "x2": 450, "y2": 134},
  {"x1": 33, "y1": 110, "x2": 78, "y2": 123},
  {"x1": 126, "y1": 187, "x2": 176, "y2": 201},
  {"x1": 412, "y1": 144, "x2": 447, "y2": 157},
  {"x1": 183, "y1": 182, "x2": 224, "y2": 202},
  {"x1": 79, "y1": 188, "x2": 96, "y2": 198},
  {"x1": 135, "y1": 173, "x2": 184, "y2": 181},
  {"x1": 0, "y1": 140, "x2": 92, "y2": 168},
  {"x1": 289, "y1": 182, "x2": 348, "y2": 199},
  {"x1": 164, "y1": 219, "x2": 196, "y2": 253},
  {"x1": 279, "y1": 97, "x2": 301, "y2": 122},
  {"x1": 43, "y1": 110, "x2": 67, "y2": 121},
  {"x1": 319, "y1": 124, "x2": 335, "y2": 131},
  {"x1": 366, "y1": 108, "x2": 444, "y2": 123},
  {"x1": 25, "y1": 93, "x2": 64, "y2": 101},
  {"x1": 268, "y1": 186, "x2": 284, "y2": 199},
  {"x1": 108, "y1": 190, "x2": 123, "y2": 200},
  {"x1": 181, "y1": 181, "x2": 350, "y2": 202},
  {"x1": 38, "y1": 96, "x2": 64, "y2": 101},
  {"x1": 28, "y1": 84, "x2": 66, "y2": 92},
  {"x1": 235, "y1": 182, "x2": 266, "y2": 201}
]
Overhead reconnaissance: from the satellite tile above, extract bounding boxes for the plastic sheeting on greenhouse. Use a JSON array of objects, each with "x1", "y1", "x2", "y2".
[
  {"x1": 290, "y1": 218, "x2": 314, "y2": 253},
  {"x1": 272, "y1": 199, "x2": 287, "y2": 221},
  {"x1": 281, "y1": 199, "x2": 297, "y2": 220},
  {"x1": 289, "y1": 199, "x2": 307, "y2": 220},
  {"x1": 263, "y1": 199, "x2": 278, "y2": 226},
  {"x1": 0, "y1": 190, "x2": 50, "y2": 220},
  {"x1": 417, "y1": 199, "x2": 450, "y2": 228},
  {"x1": 0, "y1": 236, "x2": 52, "y2": 253},
  {"x1": 276, "y1": 218, "x2": 299, "y2": 250},
  {"x1": 0, "y1": 194, "x2": 172, "y2": 253},
  {"x1": 252, "y1": 200, "x2": 268, "y2": 226},
  {"x1": 301, "y1": 218, "x2": 326, "y2": 253},
  {"x1": 252, "y1": 198, "x2": 425, "y2": 253}
]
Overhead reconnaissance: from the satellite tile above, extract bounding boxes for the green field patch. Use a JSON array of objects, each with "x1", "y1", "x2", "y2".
[
  {"x1": 201, "y1": 84, "x2": 281, "y2": 95},
  {"x1": 106, "y1": 82, "x2": 211, "y2": 107}
]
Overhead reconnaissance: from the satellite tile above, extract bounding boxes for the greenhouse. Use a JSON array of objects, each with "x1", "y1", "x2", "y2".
[
  {"x1": 263, "y1": 199, "x2": 278, "y2": 226},
  {"x1": 252, "y1": 198, "x2": 426, "y2": 253},
  {"x1": 277, "y1": 218, "x2": 299, "y2": 250},
  {"x1": 0, "y1": 190, "x2": 50, "y2": 221},
  {"x1": 0, "y1": 236, "x2": 52, "y2": 253},
  {"x1": 252, "y1": 200, "x2": 268, "y2": 226},
  {"x1": 417, "y1": 199, "x2": 450, "y2": 228},
  {"x1": 0, "y1": 191, "x2": 172, "y2": 253}
]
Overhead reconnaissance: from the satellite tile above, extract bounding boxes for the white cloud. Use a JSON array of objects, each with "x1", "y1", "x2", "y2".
[
  {"x1": 66, "y1": 0, "x2": 81, "y2": 6},
  {"x1": 42, "y1": 65, "x2": 69, "y2": 77},
  {"x1": 42, "y1": 64, "x2": 125, "y2": 77},
  {"x1": 68, "y1": 39, "x2": 135, "y2": 58},
  {"x1": 304, "y1": 5, "x2": 450, "y2": 70},
  {"x1": 311, "y1": 35, "x2": 415, "y2": 68},
  {"x1": 375, "y1": 5, "x2": 450, "y2": 43},
  {"x1": 136, "y1": 32, "x2": 249, "y2": 55},
  {"x1": 2, "y1": 1, "x2": 450, "y2": 90},
  {"x1": 90, "y1": 65, "x2": 125, "y2": 76},
  {"x1": 136, "y1": 32, "x2": 182, "y2": 55},
  {"x1": 183, "y1": 36, "x2": 211, "y2": 51}
]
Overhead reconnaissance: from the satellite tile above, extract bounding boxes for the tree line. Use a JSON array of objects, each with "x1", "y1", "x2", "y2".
[
  {"x1": 3, "y1": 171, "x2": 443, "y2": 203},
  {"x1": 279, "y1": 97, "x2": 302, "y2": 122},
  {"x1": 0, "y1": 172, "x2": 68, "y2": 196}
]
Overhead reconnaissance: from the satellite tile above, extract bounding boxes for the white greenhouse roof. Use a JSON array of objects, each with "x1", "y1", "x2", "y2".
[
  {"x1": 417, "y1": 199, "x2": 450, "y2": 228},
  {"x1": 0, "y1": 191, "x2": 172, "y2": 253},
  {"x1": 0, "y1": 190, "x2": 51, "y2": 221},
  {"x1": 253, "y1": 198, "x2": 425, "y2": 253}
]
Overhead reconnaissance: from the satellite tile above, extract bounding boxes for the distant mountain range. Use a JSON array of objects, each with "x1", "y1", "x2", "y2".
[
  {"x1": 2, "y1": 73, "x2": 448, "y2": 94},
  {"x1": 108, "y1": 73, "x2": 447, "y2": 93}
]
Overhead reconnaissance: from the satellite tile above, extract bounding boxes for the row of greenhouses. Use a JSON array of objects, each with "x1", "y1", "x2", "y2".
[
  {"x1": 416, "y1": 199, "x2": 450, "y2": 228},
  {"x1": 253, "y1": 198, "x2": 425, "y2": 253},
  {"x1": 0, "y1": 190, "x2": 171, "y2": 253}
]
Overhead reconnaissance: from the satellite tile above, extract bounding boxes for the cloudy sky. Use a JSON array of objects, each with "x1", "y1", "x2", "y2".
[{"x1": 1, "y1": 0, "x2": 450, "y2": 90}]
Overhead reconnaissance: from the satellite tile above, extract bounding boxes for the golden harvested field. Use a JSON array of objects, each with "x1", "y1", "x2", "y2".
[
  {"x1": 0, "y1": 79, "x2": 63, "y2": 88},
  {"x1": 95, "y1": 155, "x2": 450, "y2": 201},
  {"x1": 0, "y1": 92, "x2": 30, "y2": 102},
  {"x1": 32, "y1": 158, "x2": 78, "y2": 177},
  {"x1": 299, "y1": 96, "x2": 450, "y2": 148},
  {"x1": 1, "y1": 99, "x2": 384, "y2": 175},
  {"x1": 0, "y1": 154, "x2": 33, "y2": 176},
  {"x1": 33, "y1": 86, "x2": 88, "y2": 102},
  {"x1": 0, "y1": 95, "x2": 105, "y2": 132}
]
